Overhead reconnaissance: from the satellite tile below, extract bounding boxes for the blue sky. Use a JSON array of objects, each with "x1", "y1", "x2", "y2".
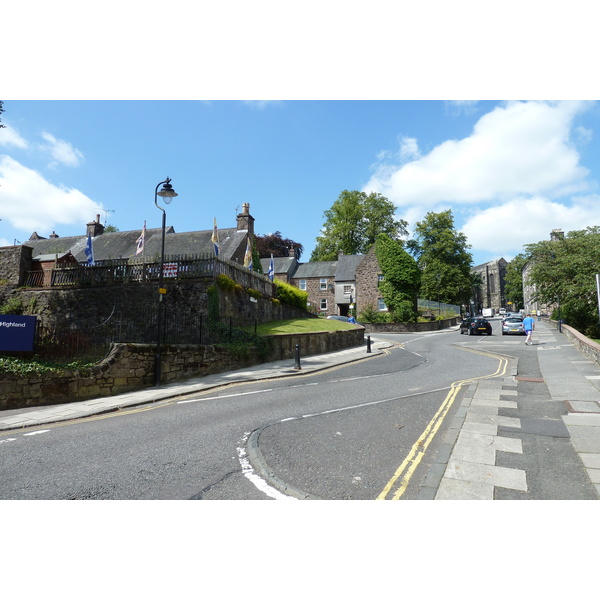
[
  {"x1": 3, "y1": 3, "x2": 600, "y2": 269},
  {"x1": 2, "y1": 100, "x2": 600, "y2": 266}
]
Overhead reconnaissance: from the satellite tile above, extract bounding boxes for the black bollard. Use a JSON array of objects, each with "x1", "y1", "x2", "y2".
[
  {"x1": 366, "y1": 335, "x2": 372, "y2": 353},
  {"x1": 294, "y1": 343, "x2": 301, "y2": 370}
]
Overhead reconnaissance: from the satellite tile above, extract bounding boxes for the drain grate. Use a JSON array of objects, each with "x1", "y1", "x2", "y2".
[{"x1": 515, "y1": 376, "x2": 545, "y2": 382}]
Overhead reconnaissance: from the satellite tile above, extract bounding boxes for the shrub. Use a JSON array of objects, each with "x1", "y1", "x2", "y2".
[{"x1": 274, "y1": 279, "x2": 308, "y2": 311}]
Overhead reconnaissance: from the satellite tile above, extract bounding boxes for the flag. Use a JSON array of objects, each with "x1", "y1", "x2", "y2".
[
  {"x1": 84, "y1": 233, "x2": 94, "y2": 265},
  {"x1": 135, "y1": 221, "x2": 146, "y2": 255},
  {"x1": 267, "y1": 254, "x2": 274, "y2": 281},
  {"x1": 211, "y1": 218, "x2": 219, "y2": 256},
  {"x1": 243, "y1": 237, "x2": 253, "y2": 270}
]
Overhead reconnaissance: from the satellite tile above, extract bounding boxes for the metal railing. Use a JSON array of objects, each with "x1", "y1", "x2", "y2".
[{"x1": 24, "y1": 255, "x2": 275, "y2": 298}]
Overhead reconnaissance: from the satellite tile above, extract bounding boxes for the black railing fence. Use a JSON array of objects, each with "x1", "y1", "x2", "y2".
[
  {"x1": 33, "y1": 312, "x2": 265, "y2": 363},
  {"x1": 25, "y1": 255, "x2": 275, "y2": 298}
]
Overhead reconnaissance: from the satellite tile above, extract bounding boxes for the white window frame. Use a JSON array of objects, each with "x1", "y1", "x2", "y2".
[
  {"x1": 299, "y1": 279, "x2": 307, "y2": 291},
  {"x1": 378, "y1": 298, "x2": 387, "y2": 311},
  {"x1": 320, "y1": 278, "x2": 328, "y2": 290},
  {"x1": 320, "y1": 298, "x2": 328, "y2": 310}
]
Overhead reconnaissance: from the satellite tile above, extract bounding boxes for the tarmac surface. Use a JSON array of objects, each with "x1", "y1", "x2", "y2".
[{"x1": 2, "y1": 320, "x2": 600, "y2": 499}]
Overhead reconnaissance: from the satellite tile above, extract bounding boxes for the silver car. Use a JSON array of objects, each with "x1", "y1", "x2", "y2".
[{"x1": 502, "y1": 317, "x2": 525, "y2": 335}]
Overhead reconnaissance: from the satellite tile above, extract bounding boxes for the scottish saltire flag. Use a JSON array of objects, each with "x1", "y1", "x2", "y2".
[
  {"x1": 84, "y1": 233, "x2": 94, "y2": 265},
  {"x1": 243, "y1": 237, "x2": 253, "y2": 270},
  {"x1": 135, "y1": 221, "x2": 146, "y2": 255},
  {"x1": 211, "y1": 218, "x2": 219, "y2": 256},
  {"x1": 267, "y1": 254, "x2": 274, "y2": 281}
]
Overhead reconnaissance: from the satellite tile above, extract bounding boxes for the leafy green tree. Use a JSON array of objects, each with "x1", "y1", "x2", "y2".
[
  {"x1": 503, "y1": 253, "x2": 527, "y2": 311},
  {"x1": 410, "y1": 209, "x2": 473, "y2": 306},
  {"x1": 375, "y1": 234, "x2": 420, "y2": 322},
  {"x1": 310, "y1": 190, "x2": 407, "y2": 261},
  {"x1": 524, "y1": 226, "x2": 600, "y2": 337},
  {"x1": 0, "y1": 101, "x2": 5, "y2": 128}
]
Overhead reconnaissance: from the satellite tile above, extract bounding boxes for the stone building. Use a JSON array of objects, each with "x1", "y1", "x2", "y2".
[{"x1": 471, "y1": 258, "x2": 507, "y2": 313}]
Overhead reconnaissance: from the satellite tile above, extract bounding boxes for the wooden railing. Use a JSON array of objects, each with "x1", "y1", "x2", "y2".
[{"x1": 24, "y1": 255, "x2": 275, "y2": 298}]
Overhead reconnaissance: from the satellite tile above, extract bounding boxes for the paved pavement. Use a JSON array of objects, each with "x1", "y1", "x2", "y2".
[{"x1": 2, "y1": 321, "x2": 600, "y2": 499}]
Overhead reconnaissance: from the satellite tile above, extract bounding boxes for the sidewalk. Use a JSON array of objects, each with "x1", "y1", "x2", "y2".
[
  {"x1": 0, "y1": 339, "x2": 391, "y2": 432},
  {"x1": 433, "y1": 319, "x2": 600, "y2": 499}
]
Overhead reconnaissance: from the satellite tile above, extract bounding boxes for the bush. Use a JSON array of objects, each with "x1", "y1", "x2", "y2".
[
  {"x1": 0, "y1": 296, "x2": 24, "y2": 315},
  {"x1": 274, "y1": 279, "x2": 308, "y2": 310}
]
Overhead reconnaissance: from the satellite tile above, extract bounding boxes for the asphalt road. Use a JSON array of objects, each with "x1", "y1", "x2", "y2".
[{"x1": 0, "y1": 326, "x2": 508, "y2": 500}]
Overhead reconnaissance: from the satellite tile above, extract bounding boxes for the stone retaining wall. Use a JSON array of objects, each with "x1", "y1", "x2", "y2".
[
  {"x1": 0, "y1": 327, "x2": 364, "y2": 411},
  {"x1": 550, "y1": 321, "x2": 600, "y2": 367},
  {"x1": 362, "y1": 316, "x2": 460, "y2": 334}
]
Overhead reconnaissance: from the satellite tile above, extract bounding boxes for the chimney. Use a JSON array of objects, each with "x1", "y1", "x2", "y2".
[
  {"x1": 49, "y1": 231, "x2": 59, "y2": 239},
  {"x1": 289, "y1": 245, "x2": 297, "y2": 258},
  {"x1": 550, "y1": 229, "x2": 564, "y2": 242},
  {"x1": 236, "y1": 203, "x2": 254, "y2": 237},
  {"x1": 86, "y1": 214, "x2": 105, "y2": 237}
]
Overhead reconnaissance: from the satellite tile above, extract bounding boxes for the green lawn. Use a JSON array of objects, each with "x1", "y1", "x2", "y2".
[{"x1": 250, "y1": 317, "x2": 360, "y2": 335}]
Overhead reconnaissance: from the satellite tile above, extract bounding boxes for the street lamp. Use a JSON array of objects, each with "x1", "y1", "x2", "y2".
[{"x1": 154, "y1": 177, "x2": 178, "y2": 386}]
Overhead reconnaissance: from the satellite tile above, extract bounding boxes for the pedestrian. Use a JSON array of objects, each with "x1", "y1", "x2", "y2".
[{"x1": 523, "y1": 313, "x2": 535, "y2": 345}]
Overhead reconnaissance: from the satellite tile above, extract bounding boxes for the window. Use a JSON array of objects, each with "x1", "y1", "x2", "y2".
[
  {"x1": 320, "y1": 298, "x2": 328, "y2": 310},
  {"x1": 378, "y1": 298, "x2": 387, "y2": 311},
  {"x1": 299, "y1": 279, "x2": 307, "y2": 290},
  {"x1": 320, "y1": 278, "x2": 328, "y2": 290},
  {"x1": 343, "y1": 285, "x2": 352, "y2": 295},
  {"x1": 378, "y1": 274, "x2": 385, "y2": 287}
]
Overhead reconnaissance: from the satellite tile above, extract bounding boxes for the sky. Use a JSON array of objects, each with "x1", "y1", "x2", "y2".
[{"x1": 2, "y1": 99, "x2": 600, "y2": 267}]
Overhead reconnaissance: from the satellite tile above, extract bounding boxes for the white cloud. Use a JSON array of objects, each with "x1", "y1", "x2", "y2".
[
  {"x1": 461, "y1": 195, "x2": 600, "y2": 261},
  {"x1": 0, "y1": 124, "x2": 29, "y2": 149},
  {"x1": 365, "y1": 100, "x2": 591, "y2": 206},
  {"x1": 0, "y1": 155, "x2": 99, "y2": 234},
  {"x1": 40, "y1": 132, "x2": 84, "y2": 167}
]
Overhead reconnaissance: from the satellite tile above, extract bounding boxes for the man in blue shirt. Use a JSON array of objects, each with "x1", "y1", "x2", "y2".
[{"x1": 523, "y1": 314, "x2": 535, "y2": 345}]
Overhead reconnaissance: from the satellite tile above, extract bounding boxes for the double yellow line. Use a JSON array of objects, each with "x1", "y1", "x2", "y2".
[{"x1": 376, "y1": 349, "x2": 509, "y2": 500}]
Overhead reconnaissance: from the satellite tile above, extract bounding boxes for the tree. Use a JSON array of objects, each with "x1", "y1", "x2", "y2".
[
  {"x1": 524, "y1": 226, "x2": 600, "y2": 337},
  {"x1": 410, "y1": 210, "x2": 473, "y2": 306},
  {"x1": 310, "y1": 190, "x2": 407, "y2": 261},
  {"x1": 254, "y1": 231, "x2": 303, "y2": 259},
  {"x1": 503, "y1": 253, "x2": 527, "y2": 310},
  {"x1": 0, "y1": 101, "x2": 5, "y2": 128},
  {"x1": 375, "y1": 234, "x2": 421, "y2": 322}
]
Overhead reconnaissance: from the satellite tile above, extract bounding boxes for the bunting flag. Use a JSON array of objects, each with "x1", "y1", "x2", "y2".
[
  {"x1": 267, "y1": 254, "x2": 274, "y2": 281},
  {"x1": 135, "y1": 220, "x2": 146, "y2": 255},
  {"x1": 84, "y1": 233, "x2": 94, "y2": 265},
  {"x1": 243, "y1": 237, "x2": 253, "y2": 270},
  {"x1": 211, "y1": 217, "x2": 219, "y2": 256}
]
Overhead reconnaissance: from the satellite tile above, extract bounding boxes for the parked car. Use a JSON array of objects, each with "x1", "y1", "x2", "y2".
[
  {"x1": 502, "y1": 316, "x2": 525, "y2": 335},
  {"x1": 460, "y1": 317, "x2": 493, "y2": 336},
  {"x1": 327, "y1": 315, "x2": 350, "y2": 322}
]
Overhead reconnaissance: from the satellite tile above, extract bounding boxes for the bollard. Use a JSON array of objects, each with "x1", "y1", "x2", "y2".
[
  {"x1": 294, "y1": 343, "x2": 301, "y2": 370},
  {"x1": 366, "y1": 335, "x2": 372, "y2": 353}
]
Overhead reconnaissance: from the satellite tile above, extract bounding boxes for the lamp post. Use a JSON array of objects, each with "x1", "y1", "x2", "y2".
[{"x1": 154, "y1": 177, "x2": 178, "y2": 386}]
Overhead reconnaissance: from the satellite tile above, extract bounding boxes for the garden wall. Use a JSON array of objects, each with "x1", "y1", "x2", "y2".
[
  {"x1": 551, "y1": 321, "x2": 600, "y2": 367},
  {"x1": 0, "y1": 327, "x2": 365, "y2": 411},
  {"x1": 362, "y1": 316, "x2": 460, "y2": 334}
]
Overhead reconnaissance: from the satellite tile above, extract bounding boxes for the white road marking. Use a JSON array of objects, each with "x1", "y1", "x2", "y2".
[
  {"x1": 23, "y1": 430, "x2": 50, "y2": 436},
  {"x1": 0, "y1": 438, "x2": 17, "y2": 444},
  {"x1": 237, "y1": 433, "x2": 297, "y2": 501},
  {"x1": 178, "y1": 389, "x2": 273, "y2": 404}
]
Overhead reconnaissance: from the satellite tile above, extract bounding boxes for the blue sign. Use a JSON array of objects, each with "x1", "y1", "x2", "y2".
[{"x1": 0, "y1": 315, "x2": 37, "y2": 352}]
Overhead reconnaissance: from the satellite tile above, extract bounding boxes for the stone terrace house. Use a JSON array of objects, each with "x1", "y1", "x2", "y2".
[
  {"x1": 22, "y1": 203, "x2": 255, "y2": 267},
  {"x1": 260, "y1": 247, "x2": 386, "y2": 317}
]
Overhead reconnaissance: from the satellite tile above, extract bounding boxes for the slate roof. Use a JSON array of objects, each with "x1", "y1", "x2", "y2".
[
  {"x1": 258, "y1": 256, "x2": 298, "y2": 277},
  {"x1": 24, "y1": 226, "x2": 248, "y2": 263},
  {"x1": 335, "y1": 254, "x2": 364, "y2": 281},
  {"x1": 292, "y1": 261, "x2": 338, "y2": 278}
]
